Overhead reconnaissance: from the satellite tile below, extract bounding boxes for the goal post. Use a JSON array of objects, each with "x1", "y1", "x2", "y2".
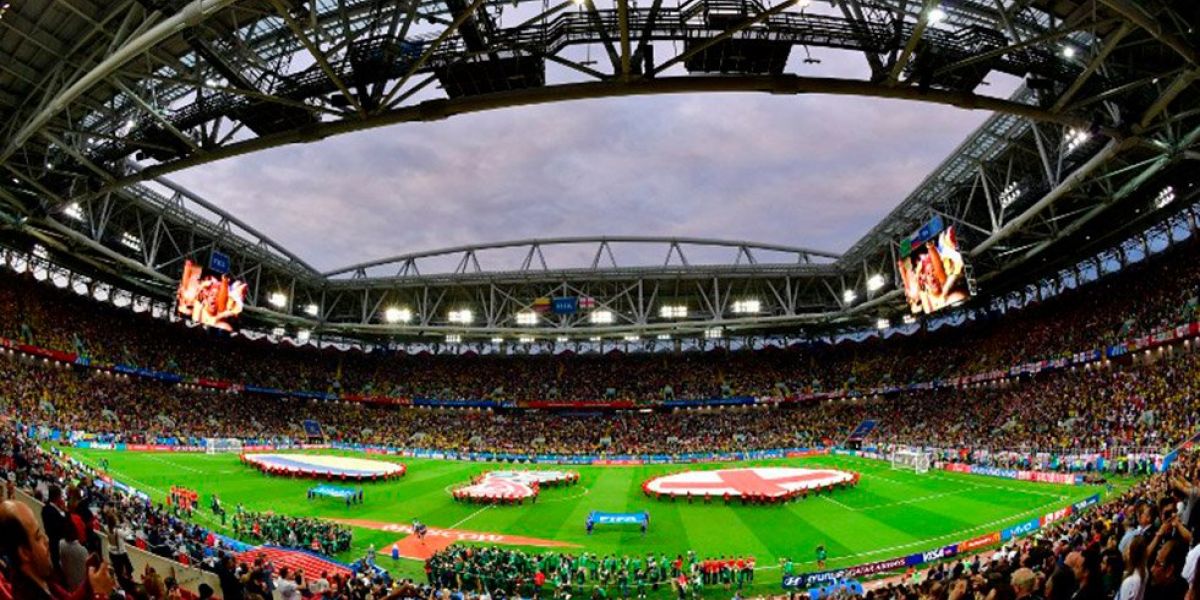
[
  {"x1": 204, "y1": 438, "x2": 244, "y2": 455},
  {"x1": 889, "y1": 448, "x2": 932, "y2": 474}
]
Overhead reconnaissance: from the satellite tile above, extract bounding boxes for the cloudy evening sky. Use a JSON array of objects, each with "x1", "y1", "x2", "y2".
[{"x1": 169, "y1": 50, "x2": 1018, "y2": 273}]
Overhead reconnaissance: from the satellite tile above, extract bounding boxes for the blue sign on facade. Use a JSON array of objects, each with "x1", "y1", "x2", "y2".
[{"x1": 209, "y1": 251, "x2": 230, "y2": 274}]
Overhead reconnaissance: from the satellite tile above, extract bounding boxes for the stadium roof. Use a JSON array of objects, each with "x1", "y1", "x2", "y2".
[{"x1": 0, "y1": 0, "x2": 1198, "y2": 340}]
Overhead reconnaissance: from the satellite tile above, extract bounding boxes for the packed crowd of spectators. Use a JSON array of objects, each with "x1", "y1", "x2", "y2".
[
  {"x1": 4, "y1": 337, "x2": 1199, "y2": 459},
  {"x1": 232, "y1": 512, "x2": 352, "y2": 555},
  {"x1": 2, "y1": 237, "x2": 1199, "y2": 405}
]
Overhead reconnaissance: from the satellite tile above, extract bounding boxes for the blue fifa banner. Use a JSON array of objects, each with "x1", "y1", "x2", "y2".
[
  {"x1": 589, "y1": 511, "x2": 648, "y2": 526},
  {"x1": 113, "y1": 364, "x2": 182, "y2": 384},
  {"x1": 209, "y1": 250, "x2": 230, "y2": 274},
  {"x1": 552, "y1": 297, "x2": 579, "y2": 315}
]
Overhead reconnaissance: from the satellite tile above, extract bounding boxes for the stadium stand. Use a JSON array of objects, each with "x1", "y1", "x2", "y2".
[{"x1": 2, "y1": 216, "x2": 1200, "y2": 600}]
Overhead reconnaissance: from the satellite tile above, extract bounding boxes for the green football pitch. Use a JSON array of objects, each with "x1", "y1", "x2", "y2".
[{"x1": 62, "y1": 448, "x2": 1123, "y2": 595}]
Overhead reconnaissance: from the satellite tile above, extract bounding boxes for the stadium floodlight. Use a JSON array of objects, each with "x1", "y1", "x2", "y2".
[
  {"x1": 1156, "y1": 186, "x2": 1176, "y2": 209},
  {"x1": 1065, "y1": 128, "x2": 1090, "y2": 152},
  {"x1": 877, "y1": 318, "x2": 891, "y2": 330},
  {"x1": 518, "y1": 335, "x2": 534, "y2": 343},
  {"x1": 927, "y1": 6, "x2": 946, "y2": 23},
  {"x1": 999, "y1": 182, "x2": 1022, "y2": 209},
  {"x1": 903, "y1": 314, "x2": 917, "y2": 325},
  {"x1": 590, "y1": 310, "x2": 614, "y2": 324},
  {"x1": 866, "y1": 274, "x2": 887, "y2": 292},
  {"x1": 267, "y1": 292, "x2": 288, "y2": 308},
  {"x1": 659, "y1": 305, "x2": 688, "y2": 319},
  {"x1": 384, "y1": 307, "x2": 411, "y2": 323},
  {"x1": 63, "y1": 203, "x2": 84, "y2": 222},
  {"x1": 445, "y1": 334, "x2": 462, "y2": 343},
  {"x1": 589, "y1": 336, "x2": 602, "y2": 342},
  {"x1": 205, "y1": 78, "x2": 220, "y2": 87},
  {"x1": 843, "y1": 289, "x2": 857, "y2": 304},
  {"x1": 491, "y1": 337, "x2": 504, "y2": 344},
  {"x1": 516, "y1": 311, "x2": 538, "y2": 325},
  {"x1": 305, "y1": 304, "x2": 320, "y2": 317},
  {"x1": 731, "y1": 299, "x2": 761, "y2": 314},
  {"x1": 704, "y1": 327, "x2": 723, "y2": 339},
  {"x1": 448, "y1": 309, "x2": 474, "y2": 324},
  {"x1": 556, "y1": 336, "x2": 569, "y2": 343},
  {"x1": 657, "y1": 334, "x2": 672, "y2": 340},
  {"x1": 297, "y1": 329, "x2": 311, "y2": 342},
  {"x1": 623, "y1": 334, "x2": 641, "y2": 342},
  {"x1": 271, "y1": 327, "x2": 286, "y2": 336},
  {"x1": 119, "y1": 232, "x2": 141, "y2": 252},
  {"x1": 1061, "y1": 45, "x2": 1076, "y2": 58}
]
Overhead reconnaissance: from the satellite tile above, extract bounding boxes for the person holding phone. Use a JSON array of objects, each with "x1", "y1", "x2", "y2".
[{"x1": 0, "y1": 500, "x2": 115, "y2": 600}]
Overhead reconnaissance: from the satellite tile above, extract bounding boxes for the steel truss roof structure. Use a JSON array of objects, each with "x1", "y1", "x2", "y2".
[{"x1": 0, "y1": 0, "x2": 1198, "y2": 341}]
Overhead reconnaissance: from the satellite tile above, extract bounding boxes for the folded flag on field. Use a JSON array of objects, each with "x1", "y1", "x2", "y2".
[{"x1": 309, "y1": 485, "x2": 363, "y2": 503}]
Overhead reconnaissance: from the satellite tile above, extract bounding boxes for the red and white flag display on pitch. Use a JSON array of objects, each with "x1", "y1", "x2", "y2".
[{"x1": 645, "y1": 467, "x2": 853, "y2": 499}]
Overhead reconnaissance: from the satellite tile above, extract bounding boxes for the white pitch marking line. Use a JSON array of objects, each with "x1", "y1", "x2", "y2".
[
  {"x1": 144, "y1": 455, "x2": 205, "y2": 473},
  {"x1": 449, "y1": 504, "x2": 494, "y2": 529}
]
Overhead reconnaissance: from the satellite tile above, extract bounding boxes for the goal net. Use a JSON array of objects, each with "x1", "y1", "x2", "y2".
[
  {"x1": 889, "y1": 449, "x2": 932, "y2": 474},
  {"x1": 204, "y1": 438, "x2": 244, "y2": 455}
]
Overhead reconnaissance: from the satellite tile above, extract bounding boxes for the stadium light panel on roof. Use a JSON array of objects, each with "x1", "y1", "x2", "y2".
[
  {"x1": 876, "y1": 318, "x2": 891, "y2": 330},
  {"x1": 623, "y1": 334, "x2": 640, "y2": 341},
  {"x1": 448, "y1": 309, "x2": 473, "y2": 324},
  {"x1": 927, "y1": 6, "x2": 946, "y2": 23},
  {"x1": 268, "y1": 292, "x2": 288, "y2": 308},
  {"x1": 63, "y1": 203, "x2": 84, "y2": 222},
  {"x1": 731, "y1": 299, "x2": 760, "y2": 314},
  {"x1": 384, "y1": 307, "x2": 411, "y2": 323},
  {"x1": 120, "y1": 232, "x2": 141, "y2": 252},
  {"x1": 491, "y1": 337, "x2": 504, "y2": 344},
  {"x1": 445, "y1": 334, "x2": 462, "y2": 343},
  {"x1": 519, "y1": 335, "x2": 535, "y2": 343},
  {"x1": 1065, "y1": 128, "x2": 1090, "y2": 152},
  {"x1": 704, "y1": 327, "x2": 723, "y2": 339},
  {"x1": 1156, "y1": 186, "x2": 1176, "y2": 209},
  {"x1": 659, "y1": 305, "x2": 687, "y2": 319},
  {"x1": 556, "y1": 336, "x2": 569, "y2": 343},
  {"x1": 590, "y1": 310, "x2": 614, "y2": 324},
  {"x1": 867, "y1": 274, "x2": 887, "y2": 292},
  {"x1": 843, "y1": 289, "x2": 857, "y2": 304},
  {"x1": 903, "y1": 314, "x2": 917, "y2": 325},
  {"x1": 305, "y1": 303, "x2": 320, "y2": 317},
  {"x1": 657, "y1": 334, "x2": 672, "y2": 340},
  {"x1": 589, "y1": 336, "x2": 602, "y2": 342},
  {"x1": 516, "y1": 311, "x2": 538, "y2": 325},
  {"x1": 999, "y1": 182, "x2": 1022, "y2": 208},
  {"x1": 297, "y1": 329, "x2": 311, "y2": 342}
]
